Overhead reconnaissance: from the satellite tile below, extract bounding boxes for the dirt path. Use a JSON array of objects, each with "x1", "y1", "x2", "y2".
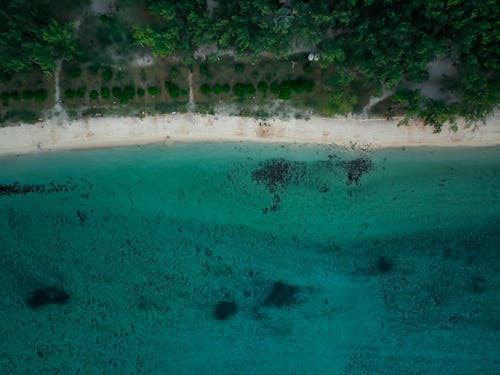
[
  {"x1": 362, "y1": 89, "x2": 394, "y2": 115},
  {"x1": 91, "y1": 0, "x2": 116, "y2": 15},
  {"x1": 188, "y1": 71, "x2": 195, "y2": 112},
  {"x1": 53, "y1": 60, "x2": 62, "y2": 111},
  {"x1": 206, "y1": 0, "x2": 218, "y2": 16},
  {"x1": 51, "y1": 60, "x2": 68, "y2": 123}
]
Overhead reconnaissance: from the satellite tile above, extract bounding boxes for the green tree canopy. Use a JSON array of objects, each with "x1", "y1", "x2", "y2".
[{"x1": 0, "y1": 0, "x2": 79, "y2": 76}]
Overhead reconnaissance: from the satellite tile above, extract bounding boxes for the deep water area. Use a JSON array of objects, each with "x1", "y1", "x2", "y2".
[{"x1": 0, "y1": 143, "x2": 499, "y2": 374}]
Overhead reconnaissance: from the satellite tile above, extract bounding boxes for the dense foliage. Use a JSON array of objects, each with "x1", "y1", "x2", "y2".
[
  {"x1": 0, "y1": 0, "x2": 83, "y2": 78},
  {"x1": 131, "y1": 0, "x2": 498, "y2": 125},
  {"x1": 0, "y1": 0, "x2": 498, "y2": 128}
]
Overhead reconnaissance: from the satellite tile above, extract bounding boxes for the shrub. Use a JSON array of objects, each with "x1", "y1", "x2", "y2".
[
  {"x1": 89, "y1": 90, "x2": 99, "y2": 100},
  {"x1": 63, "y1": 89, "x2": 74, "y2": 99},
  {"x1": 257, "y1": 82, "x2": 268, "y2": 95},
  {"x1": 278, "y1": 85, "x2": 291, "y2": 100},
  {"x1": 148, "y1": 86, "x2": 158, "y2": 96},
  {"x1": 269, "y1": 81, "x2": 291, "y2": 100},
  {"x1": 100, "y1": 87, "x2": 110, "y2": 99},
  {"x1": 328, "y1": 70, "x2": 354, "y2": 89},
  {"x1": 1, "y1": 92, "x2": 9, "y2": 105},
  {"x1": 112, "y1": 87, "x2": 122, "y2": 99},
  {"x1": 303, "y1": 63, "x2": 313, "y2": 74},
  {"x1": 165, "y1": 81, "x2": 181, "y2": 98},
  {"x1": 88, "y1": 64, "x2": 100, "y2": 75},
  {"x1": 221, "y1": 84, "x2": 231, "y2": 93},
  {"x1": 76, "y1": 87, "x2": 86, "y2": 98},
  {"x1": 268, "y1": 79, "x2": 313, "y2": 99},
  {"x1": 137, "y1": 88, "x2": 145, "y2": 97},
  {"x1": 34, "y1": 89, "x2": 48, "y2": 101},
  {"x1": 269, "y1": 82, "x2": 280, "y2": 95},
  {"x1": 1, "y1": 110, "x2": 37, "y2": 124},
  {"x1": 115, "y1": 70, "x2": 127, "y2": 81},
  {"x1": 200, "y1": 83, "x2": 211, "y2": 95},
  {"x1": 101, "y1": 67, "x2": 113, "y2": 82},
  {"x1": 212, "y1": 84, "x2": 222, "y2": 95},
  {"x1": 0, "y1": 72, "x2": 12, "y2": 83},
  {"x1": 245, "y1": 83, "x2": 256, "y2": 95},
  {"x1": 418, "y1": 98, "x2": 458, "y2": 133},
  {"x1": 251, "y1": 70, "x2": 260, "y2": 80},
  {"x1": 327, "y1": 92, "x2": 357, "y2": 114},
  {"x1": 233, "y1": 83, "x2": 245, "y2": 97},
  {"x1": 22, "y1": 90, "x2": 34, "y2": 100},
  {"x1": 290, "y1": 78, "x2": 315, "y2": 94},
  {"x1": 233, "y1": 83, "x2": 255, "y2": 97},
  {"x1": 199, "y1": 64, "x2": 209, "y2": 76},
  {"x1": 180, "y1": 89, "x2": 188, "y2": 96},
  {"x1": 107, "y1": 86, "x2": 135, "y2": 104},
  {"x1": 170, "y1": 67, "x2": 179, "y2": 77},
  {"x1": 68, "y1": 66, "x2": 82, "y2": 79},
  {"x1": 10, "y1": 91, "x2": 20, "y2": 100},
  {"x1": 122, "y1": 86, "x2": 135, "y2": 103},
  {"x1": 234, "y1": 63, "x2": 245, "y2": 73}
]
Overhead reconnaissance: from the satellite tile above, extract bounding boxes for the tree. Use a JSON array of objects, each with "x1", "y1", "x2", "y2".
[
  {"x1": 200, "y1": 84, "x2": 210, "y2": 95},
  {"x1": 132, "y1": 0, "x2": 210, "y2": 56},
  {"x1": 0, "y1": 2, "x2": 79, "y2": 75},
  {"x1": 133, "y1": 26, "x2": 179, "y2": 57},
  {"x1": 212, "y1": 84, "x2": 222, "y2": 94},
  {"x1": 165, "y1": 81, "x2": 181, "y2": 98},
  {"x1": 257, "y1": 82, "x2": 268, "y2": 95},
  {"x1": 148, "y1": 86, "x2": 158, "y2": 96}
]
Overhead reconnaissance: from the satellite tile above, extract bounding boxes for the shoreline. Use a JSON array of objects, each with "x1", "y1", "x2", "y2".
[{"x1": 0, "y1": 113, "x2": 499, "y2": 156}]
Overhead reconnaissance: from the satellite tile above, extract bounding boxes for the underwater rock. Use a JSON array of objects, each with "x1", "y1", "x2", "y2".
[
  {"x1": 251, "y1": 158, "x2": 305, "y2": 191},
  {"x1": 339, "y1": 157, "x2": 374, "y2": 185},
  {"x1": 0, "y1": 182, "x2": 46, "y2": 195},
  {"x1": 264, "y1": 281, "x2": 298, "y2": 308},
  {"x1": 0, "y1": 179, "x2": 92, "y2": 197},
  {"x1": 76, "y1": 210, "x2": 88, "y2": 226},
  {"x1": 252, "y1": 158, "x2": 306, "y2": 212},
  {"x1": 213, "y1": 301, "x2": 237, "y2": 320},
  {"x1": 252, "y1": 158, "x2": 293, "y2": 191},
  {"x1": 377, "y1": 255, "x2": 393, "y2": 273},
  {"x1": 26, "y1": 287, "x2": 70, "y2": 308}
]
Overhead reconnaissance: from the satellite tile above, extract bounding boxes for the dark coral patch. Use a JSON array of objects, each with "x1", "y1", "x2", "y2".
[
  {"x1": 251, "y1": 158, "x2": 305, "y2": 192},
  {"x1": 26, "y1": 287, "x2": 70, "y2": 308},
  {"x1": 340, "y1": 157, "x2": 374, "y2": 185},
  {"x1": 213, "y1": 301, "x2": 238, "y2": 320},
  {"x1": 252, "y1": 158, "x2": 293, "y2": 191},
  {"x1": 377, "y1": 256, "x2": 393, "y2": 273},
  {"x1": 264, "y1": 281, "x2": 298, "y2": 308}
]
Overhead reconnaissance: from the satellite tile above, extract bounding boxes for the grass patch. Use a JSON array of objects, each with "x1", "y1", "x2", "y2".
[{"x1": 0, "y1": 110, "x2": 39, "y2": 124}]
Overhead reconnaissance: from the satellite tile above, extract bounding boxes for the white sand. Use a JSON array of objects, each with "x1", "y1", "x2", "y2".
[{"x1": 0, "y1": 113, "x2": 499, "y2": 156}]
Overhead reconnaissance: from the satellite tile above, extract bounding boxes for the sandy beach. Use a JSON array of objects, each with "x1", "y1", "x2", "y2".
[{"x1": 1, "y1": 113, "x2": 499, "y2": 156}]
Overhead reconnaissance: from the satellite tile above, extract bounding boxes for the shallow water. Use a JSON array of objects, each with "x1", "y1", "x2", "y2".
[{"x1": 0, "y1": 143, "x2": 499, "y2": 374}]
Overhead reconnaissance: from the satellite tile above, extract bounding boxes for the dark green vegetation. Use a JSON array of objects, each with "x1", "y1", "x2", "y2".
[
  {"x1": 0, "y1": 0, "x2": 83, "y2": 77},
  {"x1": 1, "y1": 0, "x2": 498, "y2": 130}
]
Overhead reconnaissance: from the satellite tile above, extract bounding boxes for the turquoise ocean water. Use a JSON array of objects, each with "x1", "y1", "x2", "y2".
[{"x1": 0, "y1": 143, "x2": 499, "y2": 374}]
